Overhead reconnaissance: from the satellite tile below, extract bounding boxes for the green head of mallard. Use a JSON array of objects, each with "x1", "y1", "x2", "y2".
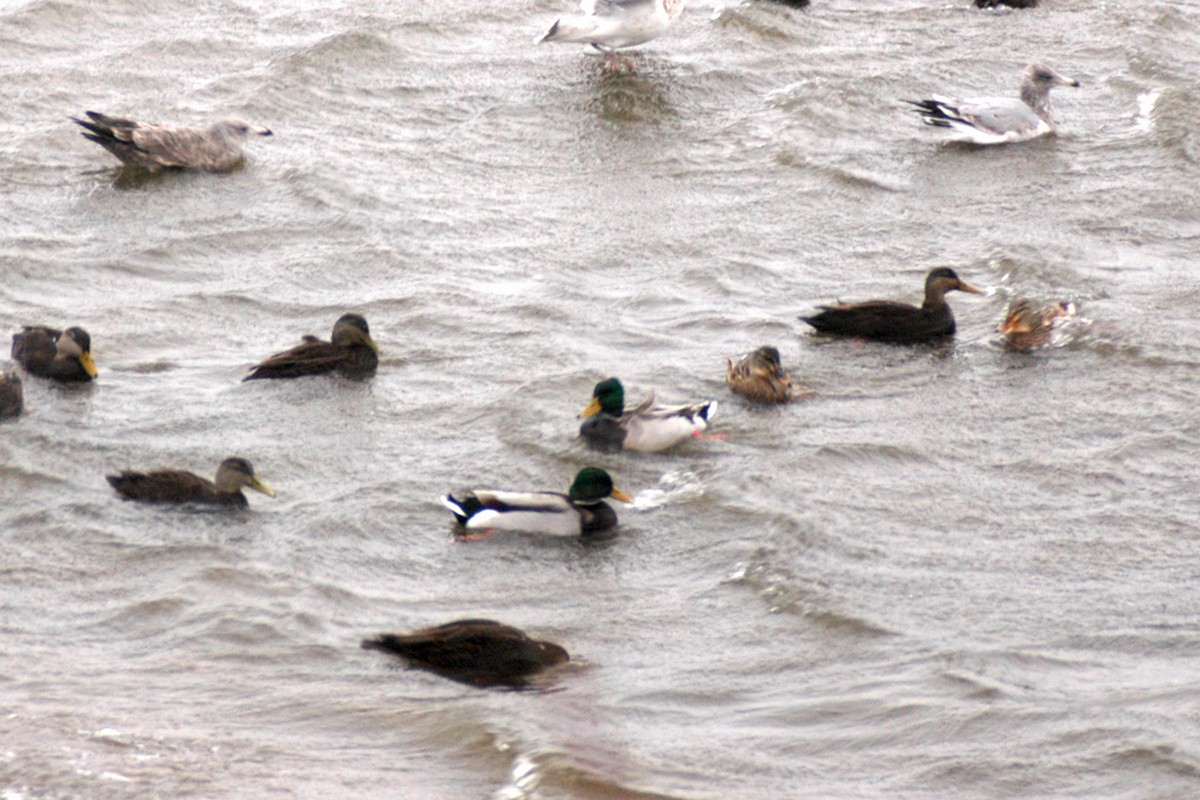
[
  {"x1": 580, "y1": 377, "x2": 625, "y2": 417},
  {"x1": 216, "y1": 457, "x2": 276, "y2": 497},
  {"x1": 568, "y1": 467, "x2": 632, "y2": 505}
]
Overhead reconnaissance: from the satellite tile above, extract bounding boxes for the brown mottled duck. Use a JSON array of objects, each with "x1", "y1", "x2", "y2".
[
  {"x1": 107, "y1": 457, "x2": 275, "y2": 508},
  {"x1": 725, "y1": 346, "x2": 808, "y2": 404},
  {"x1": 362, "y1": 619, "x2": 569, "y2": 688},
  {"x1": 11, "y1": 325, "x2": 98, "y2": 382},
  {"x1": 243, "y1": 313, "x2": 379, "y2": 381},
  {"x1": 998, "y1": 299, "x2": 1077, "y2": 350},
  {"x1": 0, "y1": 370, "x2": 23, "y2": 419},
  {"x1": 801, "y1": 268, "x2": 983, "y2": 343}
]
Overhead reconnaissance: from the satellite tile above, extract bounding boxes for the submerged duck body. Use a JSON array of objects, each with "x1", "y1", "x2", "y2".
[
  {"x1": 243, "y1": 313, "x2": 379, "y2": 381},
  {"x1": 579, "y1": 377, "x2": 716, "y2": 452},
  {"x1": 11, "y1": 325, "x2": 98, "y2": 382},
  {"x1": 801, "y1": 268, "x2": 983, "y2": 344},
  {"x1": 998, "y1": 299, "x2": 1077, "y2": 350},
  {"x1": 0, "y1": 370, "x2": 23, "y2": 419},
  {"x1": 725, "y1": 346, "x2": 805, "y2": 404},
  {"x1": 443, "y1": 467, "x2": 631, "y2": 536},
  {"x1": 107, "y1": 457, "x2": 275, "y2": 507},
  {"x1": 362, "y1": 619, "x2": 569, "y2": 688}
]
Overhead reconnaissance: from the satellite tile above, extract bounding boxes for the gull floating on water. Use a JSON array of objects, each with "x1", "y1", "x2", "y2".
[
  {"x1": 72, "y1": 111, "x2": 272, "y2": 171},
  {"x1": 540, "y1": 0, "x2": 687, "y2": 52},
  {"x1": 904, "y1": 63, "x2": 1080, "y2": 145}
]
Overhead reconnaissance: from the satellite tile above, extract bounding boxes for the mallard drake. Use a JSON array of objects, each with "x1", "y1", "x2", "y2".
[
  {"x1": 243, "y1": 313, "x2": 379, "y2": 381},
  {"x1": 72, "y1": 111, "x2": 272, "y2": 172},
  {"x1": 362, "y1": 619, "x2": 569, "y2": 688},
  {"x1": 801, "y1": 268, "x2": 983, "y2": 344},
  {"x1": 726, "y1": 346, "x2": 807, "y2": 404},
  {"x1": 443, "y1": 467, "x2": 632, "y2": 537},
  {"x1": 11, "y1": 325, "x2": 98, "y2": 382},
  {"x1": 998, "y1": 299, "x2": 1077, "y2": 350},
  {"x1": 579, "y1": 377, "x2": 716, "y2": 452},
  {"x1": 107, "y1": 457, "x2": 275, "y2": 507},
  {"x1": 0, "y1": 370, "x2": 23, "y2": 419}
]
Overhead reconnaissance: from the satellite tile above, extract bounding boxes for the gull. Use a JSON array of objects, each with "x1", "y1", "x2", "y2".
[
  {"x1": 540, "y1": 0, "x2": 687, "y2": 53},
  {"x1": 904, "y1": 63, "x2": 1080, "y2": 145},
  {"x1": 72, "y1": 111, "x2": 272, "y2": 171}
]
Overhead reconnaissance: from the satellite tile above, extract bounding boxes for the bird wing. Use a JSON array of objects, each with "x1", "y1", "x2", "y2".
[
  {"x1": 243, "y1": 339, "x2": 344, "y2": 380},
  {"x1": 107, "y1": 469, "x2": 214, "y2": 501}
]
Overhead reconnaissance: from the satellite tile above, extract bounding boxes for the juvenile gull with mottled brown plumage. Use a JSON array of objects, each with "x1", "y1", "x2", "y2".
[{"x1": 72, "y1": 111, "x2": 272, "y2": 171}]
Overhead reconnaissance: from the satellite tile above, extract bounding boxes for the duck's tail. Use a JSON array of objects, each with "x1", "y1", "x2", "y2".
[{"x1": 441, "y1": 494, "x2": 482, "y2": 524}]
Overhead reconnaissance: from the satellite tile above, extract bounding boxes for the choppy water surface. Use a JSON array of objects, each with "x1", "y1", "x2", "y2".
[{"x1": 3, "y1": 0, "x2": 1199, "y2": 797}]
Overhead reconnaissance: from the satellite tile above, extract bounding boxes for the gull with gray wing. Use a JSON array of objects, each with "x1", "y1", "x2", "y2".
[
  {"x1": 540, "y1": 0, "x2": 687, "y2": 52},
  {"x1": 905, "y1": 63, "x2": 1080, "y2": 145}
]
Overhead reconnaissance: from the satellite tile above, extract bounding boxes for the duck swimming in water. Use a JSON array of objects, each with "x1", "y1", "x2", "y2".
[
  {"x1": 243, "y1": 313, "x2": 379, "y2": 381},
  {"x1": 362, "y1": 619, "x2": 569, "y2": 688},
  {"x1": 0, "y1": 370, "x2": 23, "y2": 419},
  {"x1": 107, "y1": 457, "x2": 275, "y2": 508},
  {"x1": 579, "y1": 377, "x2": 716, "y2": 452},
  {"x1": 725, "y1": 346, "x2": 807, "y2": 404},
  {"x1": 801, "y1": 268, "x2": 983, "y2": 344},
  {"x1": 443, "y1": 467, "x2": 631, "y2": 538},
  {"x1": 998, "y1": 298, "x2": 1077, "y2": 350},
  {"x1": 11, "y1": 326, "x2": 98, "y2": 382}
]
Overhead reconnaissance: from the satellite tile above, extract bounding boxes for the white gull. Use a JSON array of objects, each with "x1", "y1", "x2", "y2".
[
  {"x1": 905, "y1": 63, "x2": 1080, "y2": 145},
  {"x1": 540, "y1": 0, "x2": 687, "y2": 52}
]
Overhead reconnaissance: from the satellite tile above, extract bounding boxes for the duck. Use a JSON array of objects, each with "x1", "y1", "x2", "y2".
[
  {"x1": 579, "y1": 377, "x2": 716, "y2": 452},
  {"x1": 361, "y1": 619, "x2": 569, "y2": 688},
  {"x1": 11, "y1": 325, "x2": 98, "y2": 382},
  {"x1": 0, "y1": 370, "x2": 23, "y2": 419},
  {"x1": 107, "y1": 457, "x2": 275, "y2": 508},
  {"x1": 998, "y1": 298, "x2": 1077, "y2": 350},
  {"x1": 975, "y1": 0, "x2": 1036, "y2": 8},
  {"x1": 443, "y1": 467, "x2": 631, "y2": 538},
  {"x1": 725, "y1": 346, "x2": 807, "y2": 404},
  {"x1": 243, "y1": 313, "x2": 379, "y2": 381},
  {"x1": 800, "y1": 268, "x2": 983, "y2": 344}
]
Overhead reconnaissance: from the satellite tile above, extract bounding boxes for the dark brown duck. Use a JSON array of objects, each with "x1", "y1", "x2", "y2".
[
  {"x1": 0, "y1": 370, "x2": 23, "y2": 419},
  {"x1": 362, "y1": 619, "x2": 569, "y2": 688},
  {"x1": 801, "y1": 268, "x2": 983, "y2": 343},
  {"x1": 11, "y1": 325, "x2": 98, "y2": 382},
  {"x1": 107, "y1": 457, "x2": 275, "y2": 508},
  {"x1": 243, "y1": 313, "x2": 379, "y2": 381}
]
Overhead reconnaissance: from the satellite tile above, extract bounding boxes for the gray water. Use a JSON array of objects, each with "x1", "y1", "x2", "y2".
[{"x1": 3, "y1": 0, "x2": 1200, "y2": 797}]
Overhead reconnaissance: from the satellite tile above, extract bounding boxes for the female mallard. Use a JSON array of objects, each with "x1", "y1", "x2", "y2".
[
  {"x1": 243, "y1": 313, "x2": 379, "y2": 381},
  {"x1": 107, "y1": 457, "x2": 275, "y2": 507},
  {"x1": 443, "y1": 467, "x2": 631, "y2": 538},
  {"x1": 998, "y1": 299, "x2": 1077, "y2": 350},
  {"x1": 362, "y1": 619, "x2": 569, "y2": 688},
  {"x1": 579, "y1": 377, "x2": 716, "y2": 453},
  {"x1": 11, "y1": 325, "x2": 98, "y2": 382},
  {"x1": 725, "y1": 346, "x2": 807, "y2": 404},
  {"x1": 801, "y1": 268, "x2": 983, "y2": 343},
  {"x1": 0, "y1": 370, "x2": 23, "y2": 419}
]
